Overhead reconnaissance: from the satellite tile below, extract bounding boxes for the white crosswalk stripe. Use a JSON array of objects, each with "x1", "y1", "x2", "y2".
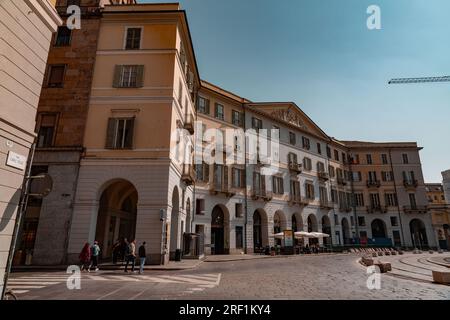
[{"x1": 7, "y1": 273, "x2": 222, "y2": 296}]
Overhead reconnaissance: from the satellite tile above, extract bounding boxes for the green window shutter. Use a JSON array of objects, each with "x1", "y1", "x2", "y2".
[
  {"x1": 125, "y1": 117, "x2": 135, "y2": 149},
  {"x1": 113, "y1": 65, "x2": 122, "y2": 88},
  {"x1": 105, "y1": 118, "x2": 116, "y2": 149},
  {"x1": 136, "y1": 65, "x2": 144, "y2": 88}
]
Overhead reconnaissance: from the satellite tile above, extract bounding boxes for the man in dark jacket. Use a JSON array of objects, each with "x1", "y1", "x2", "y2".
[{"x1": 138, "y1": 242, "x2": 146, "y2": 274}]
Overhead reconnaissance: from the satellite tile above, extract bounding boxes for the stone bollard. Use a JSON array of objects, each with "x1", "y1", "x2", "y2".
[
  {"x1": 361, "y1": 256, "x2": 374, "y2": 266},
  {"x1": 432, "y1": 271, "x2": 450, "y2": 284},
  {"x1": 374, "y1": 262, "x2": 392, "y2": 273}
]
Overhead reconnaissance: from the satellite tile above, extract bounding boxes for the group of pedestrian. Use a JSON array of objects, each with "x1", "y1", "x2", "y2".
[
  {"x1": 80, "y1": 238, "x2": 147, "y2": 274},
  {"x1": 78, "y1": 241, "x2": 101, "y2": 272}
]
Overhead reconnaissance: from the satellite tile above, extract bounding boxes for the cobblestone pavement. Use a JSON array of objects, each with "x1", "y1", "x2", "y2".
[{"x1": 7, "y1": 253, "x2": 450, "y2": 300}]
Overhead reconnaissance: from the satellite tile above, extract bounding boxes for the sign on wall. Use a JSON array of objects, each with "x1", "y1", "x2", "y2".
[{"x1": 6, "y1": 151, "x2": 27, "y2": 170}]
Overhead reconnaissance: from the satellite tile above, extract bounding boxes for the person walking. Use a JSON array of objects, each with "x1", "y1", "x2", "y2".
[
  {"x1": 124, "y1": 239, "x2": 136, "y2": 273},
  {"x1": 79, "y1": 243, "x2": 91, "y2": 272},
  {"x1": 138, "y1": 242, "x2": 146, "y2": 274},
  {"x1": 90, "y1": 241, "x2": 101, "y2": 272}
]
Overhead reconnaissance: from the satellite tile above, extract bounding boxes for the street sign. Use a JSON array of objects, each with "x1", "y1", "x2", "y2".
[{"x1": 6, "y1": 151, "x2": 27, "y2": 170}]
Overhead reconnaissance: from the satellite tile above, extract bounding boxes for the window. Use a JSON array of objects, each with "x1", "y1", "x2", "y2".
[
  {"x1": 317, "y1": 143, "x2": 322, "y2": 154},
  {"x1": 125, "y1": 27, "x2": 142, "y2": 50},
  {"x1": 235, "y1": 204, "x2": 243, "y2": 218},
  {"x1": 319, "y1": 186, "x2": 328, "y2": 203},
  {"x1": 326, "y1": 146, "x2": 331, "y2": 158},
  {"x1": 289, "y1": 132, "x2": 296, "y2": 145},
  {"x1": 381, "y1": 154, "x2": 388, "y2": 165},
  {"x1": 113, "y1": 65, "x2": 144, "y2": 88},
  {"x1": 342, "y1": 152, "x2": 347, "y2": 164},
  {"x1": 305, "y1": 183, "x2": 315, "y2": 199},
  {"x1": 317, "y1": 161, "x2": 325, "y2": 173},
  {"x1": 402, "y1": 153, "x2": 409, "y2": 164},
  {"x1": 409, "y1": 193, "x2": 417, "y2": 208},
  {"x1": 331, "y1": 188, "x2": 338, "y2": 203},
  {"x1": 290, "y1": 180, "x2": 301, "y2": 199},
  {"x1": 403, "y1": 171, "x2": 416, "y2": 183},
  {"x1": 196, "y1": 199, "x2": 205, "y2": 215},
  {"x1": 54, "y1": 26, "x2": 71, "y2": 46},
  {"x1": 302, "y1": 136, "x2": 310, "y2": 150},
  {"x1": 334, "y1": 150, "x2": 339, "y2": 161},
  {"x1": 215, "y1": 103, "x2": 224, "y2": 121},
  {"x1": 232, "y1": 110, "x2": 244, "y2": 127},
  {"x1": 350, "y1": 216, "x2": 354, "y2": 226},
  {"x1": 328, "y1": 165, "x2": 335, "y2": 178},
  {"x1": 390, "y1": 217, "x2": 398, "y2": 227},
  {"x1": 381, "y1": 171, "x2": 394, "y2": 182},
  {"x1": 358, "y1": 217, "x2": 366, "y2": 227},
  {"x1": 336, "y1": 168, "x2": 343, "y2": 179},
  {"x1": 253, "y1": 172, "x2": 265, "y2": 195},
  {"x1": 195, "y1": 163, "x2": 210, "y2": 183},
  {"x1": 197, "y1": 97, "x2": 210, "y2": 115},
  {"x1": 214, "y1": 164, "x2": 228, "y2": 190},
  {"x1": 366, "y1": 154, "x2": 373, "y2": 165},
  {"x1": 354, "y1": 193, "x2": 365, "y2": 207},
  {"x1": 272, "y1": 176, "x2": 284, "y2": 195},
  {"x1": 232, "y1": 168, "x2": 245, "y2": 188},
  {"x1": 251, "y1": 117, "x2": 263, "y2": 131},
  {"x1": 370, "y1": 193, "x2": 380, "y2": 208},
  {"x1": 37, "y1": 114, "x2": 57, "y2": 148},
  {"x1": 368, "y1": 171, "x2": 378, "y2": 182},
  {"x1": 353, "y1": 154, "x2": 360, "y2": 164},
  {"x1": 105, "y1": 117, "x2": 135, "y2": 149},
  {"x1": 47, "y1": 65, "x2": 65, "y2": 87},
  {"x1": 178, "y1": 80, "x2": 183, "y2": 108},
  {"x1": 288, "y1": 152, "x2": 298, "y2": 165},
  {"x1": 352, "y1": 171, "x2": 362, "y2": 182},
  {"x1": 235, "y1": 226, "x2": 243, "y2": 249},
  {"x1": 303, "y1": 157, "x2": 312, "y2": 171},
  {"x1": 385, "y1": 193, "x2": 398, "y2": 207}
]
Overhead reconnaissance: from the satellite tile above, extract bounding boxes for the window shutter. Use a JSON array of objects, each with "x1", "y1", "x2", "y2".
[
  {"x1": 261, "y1": 175, "x2": 266, "y2": 194},
  {"x1": 231, "y1": 168, "x2": 236, "y2": 187},
  {"x1": 136, "y1": 65, "x2": 144, "y2": 88},
  {"x1": 205, "y1": 99, "x2": 210, "y2": 115},
  {"x1": 410, "y1": 171, "x2": 415, "y2": 181},
  {"x1": 272, "y1": 176, "x2": 276, "y2": 193},
  {"x1": 223, "y1": 166, "x2": 228, "y2": 190},
  {"x1": 381, "y1": 171, "x2": 386, "y2": 181},
  {"x1": 105, "y1": 118, "x2": 116, "y2": 149},
  {"x1": 188, "y1": 71, "x2": 194, "y2": 92},
  {"x1": 113, "y1": 65, "x2": 122, "y2": 88},
  {"x1": 125, "y1": 117, "x2": 135, "y2": 149},
  {"x1": 240, "y1": 170, "x2": 245, "y2": 188},
  {"x1": 402, "y1": 171, "x2": 407, "y2": 181}
]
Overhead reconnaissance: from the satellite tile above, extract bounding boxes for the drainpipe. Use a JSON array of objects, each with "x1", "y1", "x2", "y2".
[
  {"x1": 389, "y1": 149, "x2": 406, "y2": 248},
  {"x1": 348, "y1": 153, "x2": 359, "y2": 243},
  {"x1": 243, "y1": 101, "x2": 248, "y2": 254}
]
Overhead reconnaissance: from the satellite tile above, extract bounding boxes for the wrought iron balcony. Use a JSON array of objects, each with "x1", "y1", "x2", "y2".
[
  {"x1": 181, "y1": 164, "x2": 195, "y2": 186},
  {"x1": 320, "y1": 200, "x2": 333, "y2": 209},
  {"x1": 337, "y1": 177, "x2": 347, "y2": 186},
  {"x1": 184, "y1": 113, "x2": 195, "y2": 135},
  {"x1": 318, "y1": 172, "x2": 329, "y2": 181},
  {"x1": 366, "y1": 180, "x2": 381, "y2": 188},
  {"x1": 403, "y1": 179, "x2": 419, "y2": 189},
  {"x1": 289, "y1": 194, "x2": 302, "y2": 205},
  {"x1": 403, "y1": 205, "x2": 428, "y2": 214},
  {"x1": 366, "y1": 205, "x2": 386, "y2": 213},
  {"x1": 288, "y1": 162, "x2": 302, "y2": 173}
]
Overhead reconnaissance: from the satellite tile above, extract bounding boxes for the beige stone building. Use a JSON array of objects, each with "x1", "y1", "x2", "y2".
[
  {"x1": 0, "y1": 0, "x2": 61, "y2": 293},
  {"x1": 426, "y1": 183, "x2": 450, "y2": 249}
]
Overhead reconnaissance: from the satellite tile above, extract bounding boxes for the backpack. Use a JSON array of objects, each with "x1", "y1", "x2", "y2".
[{"x1": 125, "y1": 243, "x2": 132, "y2": 256}]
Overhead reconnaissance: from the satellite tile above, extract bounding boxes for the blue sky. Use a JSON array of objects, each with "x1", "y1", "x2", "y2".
[{"x1": 142, "y1": 0, "x2": 450, "y2": 182}]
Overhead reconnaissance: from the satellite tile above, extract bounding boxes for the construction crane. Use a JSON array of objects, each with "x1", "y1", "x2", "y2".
[{"x1": 388, "y1": 75, "x2": 450, "y2": 84}]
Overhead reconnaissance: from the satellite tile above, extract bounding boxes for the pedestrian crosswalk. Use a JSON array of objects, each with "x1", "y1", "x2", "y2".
[{"x1": 7, "y1": 272, "x2": 221, "y2": 296}]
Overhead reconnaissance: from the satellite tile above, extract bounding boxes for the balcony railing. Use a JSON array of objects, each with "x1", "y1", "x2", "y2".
[
  {"x1": 302, "y1": 198, "x2": 313, "y2": 206},
  {"x1": 288, "y1": 162, "x2": 302, "y2": 173},
  {"x1": 184, "y1": 113, "x2": 194, "y2": 135},
  {"x1": 318, "y1": 172, "x2": 329, "y2": 181},
  {"x1": 320, "y1": 200, "x2": 333, "y2": 209},
  {"x1": 181, "y1": 164, "x2": 195, "y2": 186},
  {"x1": 337, "y1": 177, "x2": 347, "y2": 186},
  {"x1": 366, "y1": 205, "x2": 387, "y2": 213},
  {"x1": 366, "y1": 180, "x2": 381, "y2": 188},
  {"x1": 403, "y1": 179, "x2": 418, "y2": 189},
  {"x1": 403, "y1": 205, "x2": 428, "y2": 214},
  {"x1": 289, "y1": 194, "x2": 302, "y2": 205}
]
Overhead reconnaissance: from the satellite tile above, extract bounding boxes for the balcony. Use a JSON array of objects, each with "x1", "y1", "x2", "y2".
[
  {"x1": 337, "y1": 177, "x2": 347, "y2": 186},
  {"x1": 288, "y1": 162, "x2": 302, "y2": 173},
  {"x1": 366, "y1": 180, "x2": 381, "y2": 188},
  {"x1": 251, "y1": 189, "x2": 266, "y2": 200},
  {"x1": 403, "y1": 205, "x2": 428, "y2": 214},
  {"x1": 184, "y1": 113, "x2": 195, "y2": 135},
  {"x1": 320, "y1": 200, "x2": 333, "y2": 209},
  {"x1": 340, "y1": 206, "x2": 352, "y2": 213},
  {"x1": 181, "y1": 164, "x2": 195, "y2": 186},
  {"x1": 210, "y1": 182, "x2": 234, "y2": 197},
  {"x1": 366, "y1": 205, "x2": 387, "y2": 213},
  {"x1": 403, "y1": 179, "x2": 419, "y2": 189},
  {"x1": 318, "y1": 171, "x2": 329, "y2": 181},
  {"x1": 289, "y1": 194, "x2": 302, "y2": 205},
  {"x1": 301, "y1": 198, "x2": 313, "y2": 206}
]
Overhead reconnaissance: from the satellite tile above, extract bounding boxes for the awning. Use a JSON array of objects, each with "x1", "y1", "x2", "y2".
[{"x1": 270, "y1": 232, "x2": 284, "y2": 239}]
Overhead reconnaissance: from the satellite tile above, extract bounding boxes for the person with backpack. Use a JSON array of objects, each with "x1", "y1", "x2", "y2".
[
  {"x1": 90, "y1": 241, "x2": 101, "y2": 272},
  {"x1": 79, "y1": 243, "x2": 91, "y2": 272},
  {"x1": 138, "y1": 242, "x2": 146, "y2": 274},
  {"x1": 124, "y1": 239, "x2": 136, "y2": 273}
]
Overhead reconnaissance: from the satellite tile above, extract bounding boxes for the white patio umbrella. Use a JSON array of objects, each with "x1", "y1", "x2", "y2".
[
  {"x1": 310, "y1": 232, "x2": 330, "y2": 238},
  {"x1": 294, "y1": 231, "x2": 315, "y2": 238},
  {"x1": 271, "y1": 232, "x2": 284, "y2": 239}
]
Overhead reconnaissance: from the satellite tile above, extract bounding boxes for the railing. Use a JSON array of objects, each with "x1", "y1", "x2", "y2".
[
  {"x1": 318, "y1": 171, "x2": 329, "y2": 181},
  {"x1": 289, "y1": 194, "x2": 302, "y2": 205},
  {"x1": 403, "y1": 205, "x2": 428, "y2": 213},
  {"x1": 320, "y1": 200, "x2": 333, "y2": 209},
  {"x1": 337, "y1": 177, "x2": 347, "y2": 186},
  {"x1": 288, "y1": 162, "x2": 302, "y2": 173},
  {"x1": 366, "y1": 180, "x2": 381, "y2": 188},
  {"x1": 210, "y1": 182, "x2": 234, "y2": 197},
  {"x1": 184, "y1": 113, "x2": 194, "y2": 134},
  {"x1": 181, "y1": 164, "x2": 195, "y2": 186},
  {"x1": 366, "y1": 205, "x2": 386, "y2": 213},
  {"x1": 403, "y1": 179, "x2": 418, "y2": 189}
]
